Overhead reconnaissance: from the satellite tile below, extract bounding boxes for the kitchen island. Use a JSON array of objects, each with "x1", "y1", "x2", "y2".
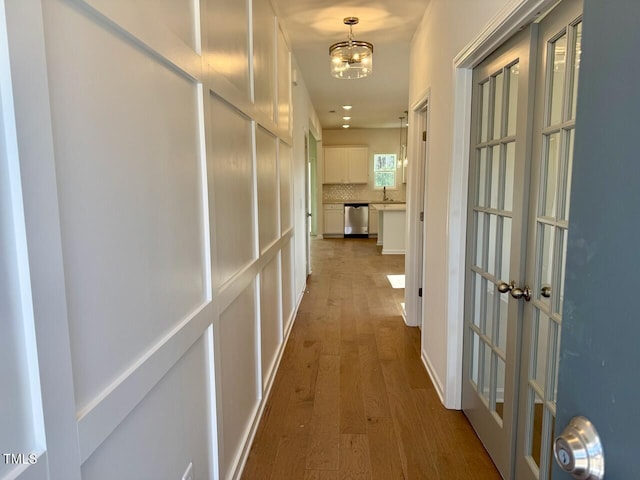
[{"x1": 369, "y1": 203, "x2": 406, "y2": 254}]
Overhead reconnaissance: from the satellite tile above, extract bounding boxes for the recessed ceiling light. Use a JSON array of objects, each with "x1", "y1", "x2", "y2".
[
  {"x1": 342, "y1": 105, "x2": 353, "y2": 110},
  {"x1": 342, "y1": 124, "x2": 350, "y2": 129},
  {"x1": 342, "y1": 116, "x2": 351, "y2": 120}
]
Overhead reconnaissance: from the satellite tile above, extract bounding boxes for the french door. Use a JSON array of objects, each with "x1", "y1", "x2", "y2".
[{"x1": 462, "y1": 0, "x2": 583, "y2": 478}]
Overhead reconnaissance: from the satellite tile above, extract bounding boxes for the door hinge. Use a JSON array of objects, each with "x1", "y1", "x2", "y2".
[
  {"x1": 418, "y1": 288, "x2": 423, "y2": 297},
  {"x1": 419, "y1": 211, "x2": 424, "y2": 222},
  {"x1": 422, "y1": 131, "x2": 427, "y2": 141}
]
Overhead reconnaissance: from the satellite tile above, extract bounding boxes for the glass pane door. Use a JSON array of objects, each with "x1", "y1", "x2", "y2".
[
  {"x1": 462, "y1": 27, "x2": 532, "y2": 478},
  {"x1": 516, "y1": 1, "x2": 583, "y2": 478}
]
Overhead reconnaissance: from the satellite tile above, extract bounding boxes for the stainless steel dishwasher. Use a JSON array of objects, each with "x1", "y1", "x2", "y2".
[{"x1": 344, "y1": 203, "x2": 369, "y2": 237}]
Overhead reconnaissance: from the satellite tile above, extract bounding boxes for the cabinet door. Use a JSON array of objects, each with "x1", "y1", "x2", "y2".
[
  {"x1": 324, "y1": 148, "x2": 346, "y2": 183},
  {"x1": 369, "y1": 206, "x2": 379, "y2": 234},
  {"x1": 347, "y1": 147, "x2": 368, "y2": 183},
  {"x1": 323, "y1": 206, "x2": 344, "y2": 235}
]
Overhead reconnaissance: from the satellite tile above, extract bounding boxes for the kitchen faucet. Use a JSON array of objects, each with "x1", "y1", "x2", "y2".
[{"x1": 383, "y1": 186, "x2": 389, "y2": 201}]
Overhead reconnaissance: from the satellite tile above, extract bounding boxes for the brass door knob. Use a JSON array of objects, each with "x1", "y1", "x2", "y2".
[
  {"x1": 510, "y1": 285, "x2": 532, "y2": 302},
  {"x1": 497, "y1": 281, "x2": 514, "y2": 293},
  {"x1": 541, "y1": 285, "x2": 552, "y2": 298}
]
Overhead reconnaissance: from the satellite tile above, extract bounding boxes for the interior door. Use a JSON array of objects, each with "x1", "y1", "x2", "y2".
[
  {"x1": 552, "y1": 0, "x2": 640, "y2": 477},
  {"x1": 515, "y1": 1, "x2": 583, "y2": 478},
  {"x1": 462, "y1": 26, "x2": 534, "y2": 477}
]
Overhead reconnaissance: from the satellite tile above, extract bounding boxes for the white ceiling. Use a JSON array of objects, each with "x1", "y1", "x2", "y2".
[{"x1": 273, "y1": 0, "x2": 431, "y2": 129}]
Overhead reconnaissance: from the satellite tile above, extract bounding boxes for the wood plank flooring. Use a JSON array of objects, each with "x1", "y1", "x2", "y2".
[{"x1": 241, "y1": 238, "x2": 501, "y2": 480}]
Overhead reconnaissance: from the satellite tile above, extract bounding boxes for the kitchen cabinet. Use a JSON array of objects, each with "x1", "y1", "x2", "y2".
[
  {"x1": 369, "y1": 204, "x2": 379, "y2": 236},
  {"x1": 323, "y1": 203, "x2": 344, "y2": 237},
  {"x1": 323, "y1": 146, "x2": 368, "y2": 184}
]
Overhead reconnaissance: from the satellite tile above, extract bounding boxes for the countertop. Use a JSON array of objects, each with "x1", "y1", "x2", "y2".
[
  {"x1": 323, "y1": 200, "x2": 405, "y2": 205},
  {"x1": 369, "y1": 203, "x2": 407, "y2": 211}
]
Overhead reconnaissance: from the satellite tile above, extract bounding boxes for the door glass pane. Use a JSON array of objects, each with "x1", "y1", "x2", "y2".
[
  {"x1": 473, "y1": 272, "x2": 482, "y2": 327},
  {"x1": 542, "y1": 133, "x2": 560, "y2": 218},
  {"x1": 507, "y1": 64, "x2": 519, "y2": 136},
  {"x1": 481, "y1": 81, "x2": 490, "y2": 142},
  {"x1": 501, "y1": 217, "x2": 512, "y2": 282},
  {"x1": 486, "y1": 281, "x2": 495, "y2": 338},
  {"x1": 549, "y1": 321, "x2": 561, "y2": 402},
  {"x1": 570, "y1": 22, "x2": 583, "y2": 120},
  {"x1": 482, "y1": 341, "x2": 492, "y2": 400},
  {"x1": 563, "y1": 130, "x2": 575, "y2": 220},
  {"x1": 478, "y1": 148, "x2": 488, "y2": 206},
  {"x1": 533, "y1": 310, "x2": 551, "y2": 391},
  {"x1": 504, "y1": 142, "x2": 516, "y2": 212},
  {"x1": 530, "y1": 390, "x2": 545, "y2": 469},
  {"x1": 548, "y1": 33, "x2": 567, "y2": 126},
  {"x1": 495, "y1": 356, "x2": 506, "y2": 421},
  {"x1": 475, "y1": 212, "x2": 485, "y2": 268},
  {"x1": 553, "y1": 325, "x2": 562, "y2": 403},
  {"x1": 558, "y1": 228, "x2": 568, "y2": 315},
  {"x1": 490, "y1": 147, "x2": 501, "y2": 209},
  {"x1": 471, "y1": 330, "x2": 480, "y2": 386},
  {"x1": 488, "y1": 214, "x2": 498, "y2": 276},
  {"x1": 498, "y1": 293, "x2": 508, "y2": 353},
  {"x1": 538, "y1": 224, "x2": 555, "y2": 307},
  {"x1": 494, "y1": 71, "x2": 504, "y2": 139}
]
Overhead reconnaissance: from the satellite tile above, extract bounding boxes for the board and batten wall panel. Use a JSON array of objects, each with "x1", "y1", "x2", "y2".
[
  {"x1": 279, "y1": 141, "x2": 292, "y2": 234},
  {"x1": 259, "y1": 255, "x2": 283, "y2": 390},
  {"x1": 281, "y1": 239, "x2": 294, "y2": 333},
  {"x1": 252, "y1": 0, "x2": 276, "y2": 122},
  {"x1": 204, "y1": 0, "x2": 250, "y2": 99},
  {"x1": 256, "y1": 126, "x2": 279, "y2": 253},
  {"x1": 81, "y1": 336, "x2": 211, "y2": 480},
  {"x1": 216, "y1": 284, "x2": 259, "y2": 479},
  {"x1": 3, "y1": 0, "x2": 313, "y2": 477},
  {"x1": 41, "y1": 0, "x2": 206, "y2": 412},
  {"x1": 208, "y1": 94, "x2": 256, "y2": 288},
  {"x1": 137, "y1": 0, "x2": 198, "y2": 51},
  {"x1": 276, "y1": 25, "x2": 291, "y2": 133}
]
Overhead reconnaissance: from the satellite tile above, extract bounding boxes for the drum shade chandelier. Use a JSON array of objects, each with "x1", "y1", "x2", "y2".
[{"x1": 329, "y1": 17, "x2": 373, "y2": 79}]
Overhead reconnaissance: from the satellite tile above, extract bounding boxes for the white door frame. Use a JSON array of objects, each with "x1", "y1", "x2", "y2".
[
  {"x1": 404, "y1": 92, "x2": 429, "y2": 330},
  {"x1": 444, "y1": 0, "x2": 558, "y2": 408}
]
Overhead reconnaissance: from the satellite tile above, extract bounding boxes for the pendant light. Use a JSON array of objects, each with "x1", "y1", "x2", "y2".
[{"x1": 329, "y1": 17, "x2": 373, "y2": 80}]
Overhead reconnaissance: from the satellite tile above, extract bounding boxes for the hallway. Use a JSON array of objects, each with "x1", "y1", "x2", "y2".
[{"x1": 241, "y1": 238, "x2": 501, "y2": 479}]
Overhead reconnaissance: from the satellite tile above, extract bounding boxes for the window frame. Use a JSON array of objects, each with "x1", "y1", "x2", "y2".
[{"x1": 373, "y1": 153, "x2": 398, "y2": 189}]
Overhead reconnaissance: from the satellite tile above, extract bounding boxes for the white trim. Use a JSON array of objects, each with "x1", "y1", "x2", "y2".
[
  {"x1": 421, "y1": 349, "x2": 445, "y2": 405},
  {"x1": 4, "y1": 1, "x2": 82, "y2": 476},
  {"x1": 404, "y1": 90, "x2": 430, "y2": 329},
  {"x1": 446, "y1": 0, "x2": 556, "y2": 409}
]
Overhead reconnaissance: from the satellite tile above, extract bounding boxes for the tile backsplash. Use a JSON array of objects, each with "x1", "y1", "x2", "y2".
[{"x1": 323, "y1": 183, "x2": 406, "y2": 202}]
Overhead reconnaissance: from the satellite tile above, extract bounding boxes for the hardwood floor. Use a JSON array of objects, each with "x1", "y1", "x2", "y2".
[{"x1": 241, "y1": 238, "x2": 501, "y2": 479}]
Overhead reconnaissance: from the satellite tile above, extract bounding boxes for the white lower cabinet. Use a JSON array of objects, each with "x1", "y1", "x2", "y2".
[
  {"x1": 323, "y1": 204, "x2": 344, "y2": 236},
  {"x1": 369, "y1": 205, "x2": 378, "y2": 235}
]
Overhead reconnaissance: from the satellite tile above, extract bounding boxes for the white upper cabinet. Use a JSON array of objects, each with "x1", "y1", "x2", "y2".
[{"x1": 323, "y1": 146, "x2": 368, "y2": 184}]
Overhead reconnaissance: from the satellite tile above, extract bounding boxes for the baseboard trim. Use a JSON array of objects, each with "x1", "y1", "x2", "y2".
[{"x1": 421, "y1": 349, "x2": 446, "y2": 407}]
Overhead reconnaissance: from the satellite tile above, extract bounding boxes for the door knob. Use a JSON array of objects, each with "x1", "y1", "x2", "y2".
[
  {"x1": 497, "y1": 281, "x2": 514, "y2": 294},
  {"x1": 510, "y1": 285, "x2": 532, "y2": 301},
  {"x1": 554, "y1": 416, "x2": 604, "y2": 480},
  {"x1": 541, "y1": 285, "x2": 552, "y2": 298}
]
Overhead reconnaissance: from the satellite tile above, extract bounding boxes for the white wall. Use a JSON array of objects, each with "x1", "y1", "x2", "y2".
[
  {"x1": 2, "y1": 1, "x2": 317, "y2": 479},
  {"x1": 407, "y1": 0, "x2": 511, "y2": 407}
]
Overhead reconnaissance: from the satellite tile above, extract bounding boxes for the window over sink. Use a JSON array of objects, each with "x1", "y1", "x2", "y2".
[{"x1": 373, "y1": 153, "x2": 397, "y2": 188}]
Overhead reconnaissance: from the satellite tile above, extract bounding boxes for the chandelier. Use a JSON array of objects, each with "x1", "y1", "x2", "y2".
[{"x1": 329, "y1": 17, "x2": 373, "y2": 80}]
